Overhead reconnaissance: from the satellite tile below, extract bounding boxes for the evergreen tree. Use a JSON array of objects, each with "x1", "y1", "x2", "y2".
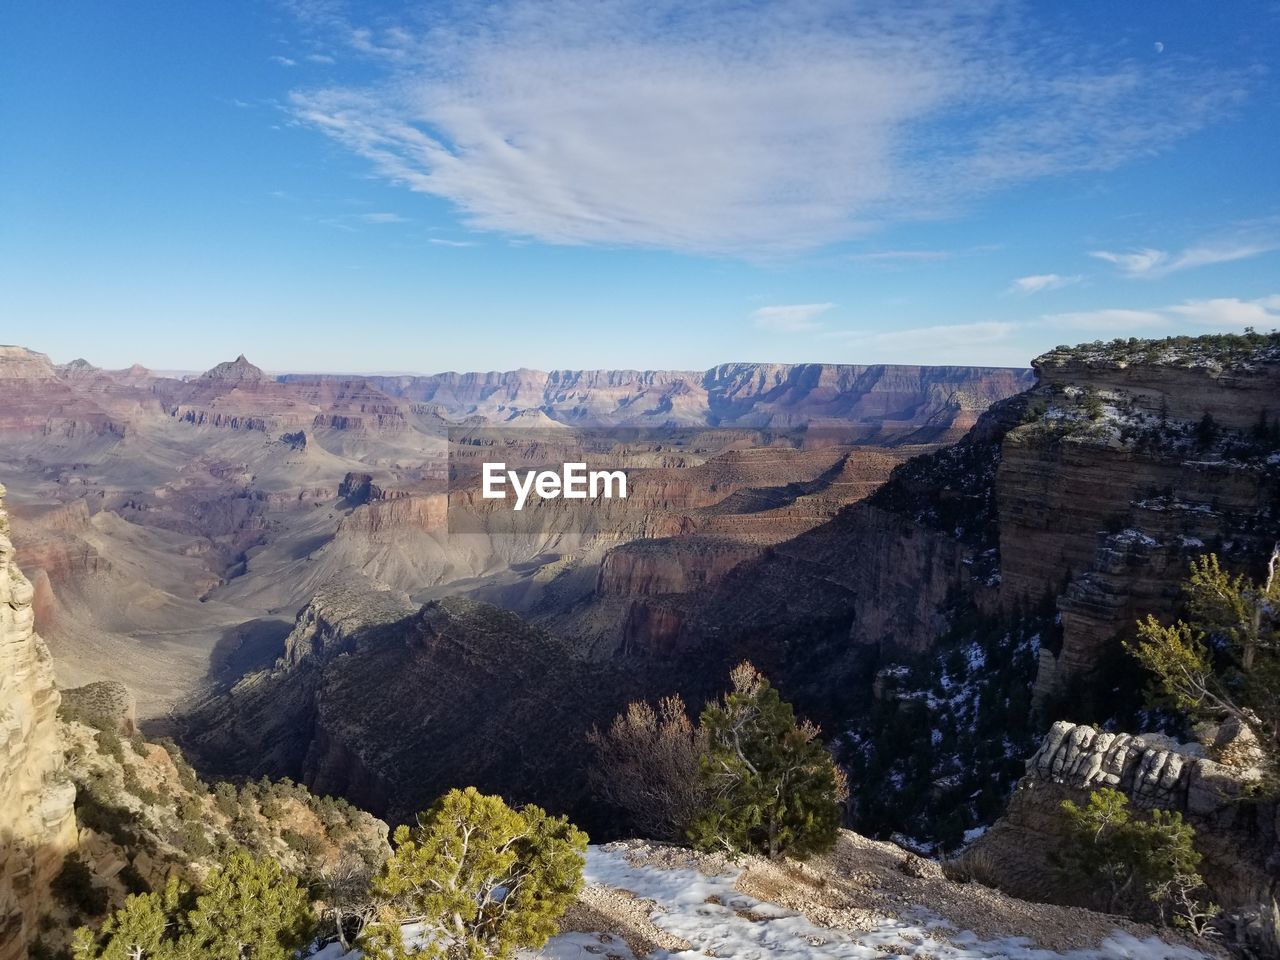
[
  {"x1": 72, "y1": 855, "x2": 312, "y2": 960},
  {"x1": 361, "y1": 787, "x2": 587, "y2": 960},
  {"x1": 179, "y1": 851, "x2": 313, "y2": 960},
  {"x1": 1056, "y1": 788, "x2": 1216, "y2": 930},
  {"x1": 1127, "y1": 549, "x2": 1280, "y2": 776},
  {"x1": 690, "y1": 662, "x2": 847, "y2": 860}
]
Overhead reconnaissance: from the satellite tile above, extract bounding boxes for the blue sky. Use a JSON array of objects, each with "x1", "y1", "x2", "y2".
[{"x1": 2, "y1": 0, "x2": 1278, "y2": 373}]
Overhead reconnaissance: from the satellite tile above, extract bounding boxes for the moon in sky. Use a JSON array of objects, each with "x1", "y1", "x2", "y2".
[{"x1": 1154, "y1": 41, "x2": 1165, "y2": 53}]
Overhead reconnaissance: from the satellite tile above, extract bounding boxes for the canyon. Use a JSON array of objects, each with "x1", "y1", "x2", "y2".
[
  {"x1": 0, "y1": 344, "x2": 1030, "y2": 716},
  {"x1": 2, "y1": 333, "x2": 1278, "y2": 956}
]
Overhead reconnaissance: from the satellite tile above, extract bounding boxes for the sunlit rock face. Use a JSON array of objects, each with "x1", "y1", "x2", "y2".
[{"x1": 0, "y1": 482, "x2": 77, "y2": 960}]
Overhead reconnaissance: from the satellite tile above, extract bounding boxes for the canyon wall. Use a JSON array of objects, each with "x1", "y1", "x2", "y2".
[
  {"x1": 994, "y1": 346, "x2": 1280, "y2": 709},
  {"x1": 0, "y1": 483, "x2": 77, "y2": 960}
]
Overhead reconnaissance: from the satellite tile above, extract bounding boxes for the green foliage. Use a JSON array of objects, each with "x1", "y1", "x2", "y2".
[
  {"x1": 73, "y1": 854, "x2": 313, "y2": 960},
  {"x1": 95, "y1": 728, "x2": 125, "y2": 764},
  {"x1": 213, "y1": 782, "x2": 240, "y2": 819},
  {"x1": 690, "y1": 663, "x2": 846, "y2": 860},
  {"x1": 282, "y1": 828, "x2": 323, "y2": 857},
  {"x1": 1127, "y1": 550, "x2": 1280, "y2": 776},
  {"x1": 1055, "y1": 788, "x2": 1217, "y2": 929},
  {"x1": 361, "y1": 787, "x2": 587, "y2": 960},
  {"x1": 121, "y1": 765, "x2": 161, "y2": 806}
]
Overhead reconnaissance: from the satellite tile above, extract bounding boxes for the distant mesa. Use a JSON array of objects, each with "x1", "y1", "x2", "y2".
[
  {"x1": 0, "y1": 344, "x2": 57, "y2": 379},
  {"x1": 197, "y1": 354, "x2": 271, "y2": 383}
]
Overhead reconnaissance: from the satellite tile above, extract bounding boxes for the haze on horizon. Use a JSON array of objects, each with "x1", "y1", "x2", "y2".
[{"x1": 2, "y1": 0, "x2": 1278, "y2": 373}]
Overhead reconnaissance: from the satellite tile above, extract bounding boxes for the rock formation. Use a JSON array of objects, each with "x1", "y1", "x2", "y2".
[
  {"x1": 970, "y1": 720, "x2": 1277, "y2": 922},
  {"x1": 0, "y1": 483, "x2": 77, "y2": 960}
]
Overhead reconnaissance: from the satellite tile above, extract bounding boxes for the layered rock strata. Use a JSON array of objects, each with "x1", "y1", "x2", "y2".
[{"x1": 0, "y1": 483, "x2": 77, "y2": 960}]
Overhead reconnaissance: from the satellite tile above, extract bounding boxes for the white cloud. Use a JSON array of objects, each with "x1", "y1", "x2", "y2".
[
  {"x1": 270, "y1": 55, "x2": 298, "y2": 67},
  {"x1": 359, "y1": 212, "x2": 408, "y2": 223},
  {"x1": 428, "y1": 237, "x2": 478, "y2": 247},
  {"x1": 753, "y1": 303, "x2": 834, "y2": 333},
  {"x1": 286, "y1": 0, "x2": 1244, "y2": 256},
  {"x1": 1090, "y1": 240, "x2": 1276, "y2": 278},
  {"x1": 1010, "y1": 273, "x2": 1080, "y2": 295},
  {"x1": 1044, "y1": 295, "x2": 1280, "y2": 333}
]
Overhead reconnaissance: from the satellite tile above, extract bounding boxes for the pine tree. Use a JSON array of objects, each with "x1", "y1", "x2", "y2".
[
  {"x1": 690, "y1": 662, "x2": 847, "y2": 860},
  {"x1": 1056, "y1": 788, "x2": 1216, "y2": 929},
  {"x1": 1127, "y1": 549, "x2": 1280, "y2": 776},
  {"x1": 179, "y1": 851, "x2": 313, "y2": 960},
  {"x1": 72, "y1": 855, "x2": 312, "y2": 960},
  {"x1": 361, "y1": 787, "x2": 587, "y2": 960}
]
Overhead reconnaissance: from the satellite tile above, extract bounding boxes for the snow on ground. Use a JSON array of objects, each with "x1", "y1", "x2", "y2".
[
  {"x1": 313, "y1": 844, "x2": 1214, "y2": 960},
  {"x1": 563, "y1": 846, "x2": 1212, "y2": 960}
]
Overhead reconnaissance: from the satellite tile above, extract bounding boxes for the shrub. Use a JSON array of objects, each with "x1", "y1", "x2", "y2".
[
  {"x1": 361, "y1": 787, "x2": 587, "y2": 960},
  {"x1": 690, "y1": 662, "x2": 847, "y2": 860},
  {"x1": 177, "y1": 820, "x2": 214, "y2": 858},
  {"x1": 213, "y1": 782, "x2": 240, "y2": 818},
  {"x1": 587, "y1": 694, "x2": 708, "y2": 842},
  {"x1": 282, "y1": 828, "x2": 323, "y2": 858},
  {"x1": 73, "y1": 853, "x2": 313, "y2": 960},
  {"x1": 95, "y1": 729, "x2": 125, "y2": 764},
  {"x1": 1055, "y1": 788, "x2": 1217, "y2": 930}
]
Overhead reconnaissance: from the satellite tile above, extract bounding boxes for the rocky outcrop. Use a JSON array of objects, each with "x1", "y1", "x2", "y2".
[
  {"x1": 994, "y1": 347, "x2": 1280, "y2": 708},
  {"x1": 196, "y1": 354, "x2": 271, "y2": 383},
  {"x1": 0, "y1": 483, "x2": 77, "y2": 960},
  {"x1": 0, "y1": 345, "x2": 58, "y2": 380},
  {"x1": 971, "y1": 721, "x2": 1277, "y2": 914}
]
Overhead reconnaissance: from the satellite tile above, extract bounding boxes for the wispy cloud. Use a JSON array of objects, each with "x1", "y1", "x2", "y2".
[
  {"x1": 428, "y1": 237, "x2": 478, "y2": 247},
  {"x1": 1090, "y1": 239, "x2": 1277, "y2": 278},
  {"x1": 850, "y1": 250, "x2": 954, "y2": 264},
  {"x1": 1010, "y1": 273, "x2": 1081, "y2": 295},
  {"x1": 359, "y1": 212, "x2": 408, "y2": 223},
  {"x1": 270, "y1": 55, "x2": 298, "y2": 67},
  {"x1": 753, "y1": 303, "x2": 834, "y2": 333},
  {"x1": 285, "y1": 0, "x2": 1245, "y2": 256},
  {"x1": 1044, "y1": 295, "x2": 1280, "y2": 332}
]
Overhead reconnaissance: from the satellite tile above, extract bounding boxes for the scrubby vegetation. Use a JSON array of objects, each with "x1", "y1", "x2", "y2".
[
  {"x1": 361, "y1": 788, "x2": 587, "y2": 960},
  {"x1": 691, "y1": 663, "x2": 847, "y2": 860},
  {"x1": 43, "y1": 714, "x2": 389, "y2": 956},
  {"x1": 67, "y1": 781, "x2": 589, "y2": 960},
  {"x1": 586, "y1": 694, "x2": 707, "y2": 842},
  {"x1": 71, "y1": 853, "x2": 314, "y2": 960},
  {"x1": 591, "y1": 662, "x2": 847, "y2": 861},
  {"x1": 1039, "y1": 328, "x2": 1280, "y2": 372},
  {"x1": 1054, "y1": 788, "x2": 1216, "y2": 932}
]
